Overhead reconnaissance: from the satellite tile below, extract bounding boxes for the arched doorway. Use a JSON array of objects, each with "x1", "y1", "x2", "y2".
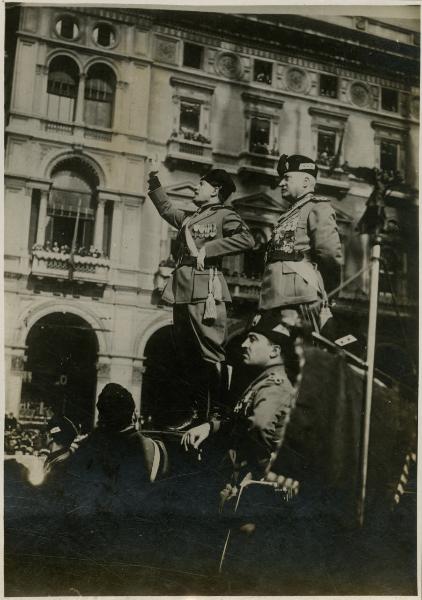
[
  {"x1": 141, "y1": 325, "x2": 197, "y2": 430},
  {"x1": 21, "y1": 312, "x2": 98, "y2": 432}
]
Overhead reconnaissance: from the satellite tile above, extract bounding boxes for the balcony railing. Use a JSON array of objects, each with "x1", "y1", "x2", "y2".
[
  {"x1": 226, "y1": 273, "x2": 262, "y2": 302},
  {"x1": 42, "y1": 120, "x2": 113, "y2": 142},
  {"x1": 31, "y1": 250, "x2": 110, "y2": 285},
  {"x1": 166, "y1": 137, "x2": 213, "y2": 169},
  {"x1": 238, "y1": 151, "x2": 279, "y2": 178}
]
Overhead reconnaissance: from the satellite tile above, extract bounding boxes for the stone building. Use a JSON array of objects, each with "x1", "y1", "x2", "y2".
[{"x1": 4, "y1": 6, "x2": 419, "y2": 431}]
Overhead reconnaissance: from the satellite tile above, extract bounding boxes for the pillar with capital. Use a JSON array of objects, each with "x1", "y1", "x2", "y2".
[
  {"x1": 36, "y1": 188, "x2": 51, "y2": 246},
  {"x1": 75, "y1": 73, "x2": 86, "y2": 124},
  {"x1": 93, "y1": 196, "x2": 106, "y2": 253}
]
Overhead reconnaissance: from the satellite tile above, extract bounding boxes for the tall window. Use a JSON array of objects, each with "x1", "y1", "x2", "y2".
[
  {"x1": 317, "y1": 130, "x2": 336, "y2": 165},
  {"x1": 319, "y1": 74, "x2": 338, "y2": 98},
  {"x1": 47, "y1": 56, "x2": 79, "y2": 122},
  {"x1": 381, "y1": 88, "x2": 399, "y2": 112},
  {"x1": 249, "y1": 117, "x2": 270, "y2": 154},
  {"x1": 84, "y1": 64, "x2": 116, "y2": 128},
  {"x1": 253, "y1": 59, "x2": 272, "y2": 84},
  {"x1": 179, "y1": 101, "x2": 201, "y2": 134},
  {"x1": 380, "y1": 140, "x2": 399, "y2": 173},
  {"x1": 47, "y1": 167, "x2": 96, "y2": 251}
]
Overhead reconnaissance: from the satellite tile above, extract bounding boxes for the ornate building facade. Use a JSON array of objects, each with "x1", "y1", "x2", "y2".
[{"x1": 4, "y1": 6, "x2": 419, "y2": 430}]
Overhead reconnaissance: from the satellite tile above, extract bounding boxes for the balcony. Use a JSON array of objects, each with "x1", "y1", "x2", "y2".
[
  {"x1": 237, "y1": 151, "x2": 279, "y2": 182},
  {"x1": 31, "y1": 250, "x2": 110, "y2": 285},
  {"x1": 166, "y1": 135, "x2": 213, "y2": 171},
  {"x1": 316, "y1": 164, "x2": 351, "y2": 198}
]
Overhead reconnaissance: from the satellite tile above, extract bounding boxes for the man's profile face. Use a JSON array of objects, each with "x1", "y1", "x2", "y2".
[
  {"x1": 241, "y1": 332, "x2": 275, "y2": 367},
  {"x1": 193, "y1": 179, "x2": 218, "y2": 206},
  {"x1": 279, "y1": 171, "x2": 307, "y2": 202}
]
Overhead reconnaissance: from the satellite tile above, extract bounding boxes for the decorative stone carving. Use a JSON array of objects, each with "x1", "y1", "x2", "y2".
[
  {"x1": 215, "y1": 51, "x2": 242, "y2": 79},
  {"x1": 350, "y1": 82, "x2": 370, "y2": 107},
  {"x1": 285, "y1": 67, "x2": 309, "y2": 94},
  {"x1": 154, "y1": 36, "x2": 178, "y2": 64}
]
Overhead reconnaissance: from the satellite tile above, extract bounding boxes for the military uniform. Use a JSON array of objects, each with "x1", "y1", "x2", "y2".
[
  {"x1": 259, "y1": 155, "x2": 342, "y2": 332},
  {"x1": 149, "y1": 171, "x2": 253, "y2": 424},
  {"x1": 226, "y1": 365, "x2": 296, "y2": 477}
]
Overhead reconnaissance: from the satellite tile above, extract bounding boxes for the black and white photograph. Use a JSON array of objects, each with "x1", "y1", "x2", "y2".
[{"x1": 3, "y1": 1, "x2": 419, "y2": 596}]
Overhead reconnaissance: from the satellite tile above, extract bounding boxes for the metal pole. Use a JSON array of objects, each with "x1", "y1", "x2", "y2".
[{"x1": 357, "y1": 236, "x2": 381, "y2": 527}]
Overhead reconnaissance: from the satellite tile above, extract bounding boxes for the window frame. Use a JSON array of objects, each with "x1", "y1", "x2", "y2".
[
  {"x1": 54, "y1": 14, "x2": 81, "y2": 41},
  {"x1": 92, "y1": 21, "x2": 119, "y2": 49},
  {"x1": 253, "y1": 59, "x2": 273, "y2": 86},
  {"x1": 319, "y1": 73, "x2": 339, "y2": 99},
  {"x1": 182, "y1": 42, "x2": 204, "y2": 70}
]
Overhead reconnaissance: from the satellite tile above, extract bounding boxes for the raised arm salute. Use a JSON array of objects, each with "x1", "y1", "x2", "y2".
[{"x1": 148, "y1": 168, "x2": 254, "y2": 427}]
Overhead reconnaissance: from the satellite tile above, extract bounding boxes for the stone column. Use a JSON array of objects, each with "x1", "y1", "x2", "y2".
[
  {"x1": 75, "y1": 73, "x2": 86, "y2": 124},
  {"x1": 93, "y1": 197, "x2": 106, "y2": 253},
  {"x1": 36, "y1": 188, "x2": 50, "y2": 245},
  {"x1": 110, "y1": 199, "x2": 123, "y2": 265}
]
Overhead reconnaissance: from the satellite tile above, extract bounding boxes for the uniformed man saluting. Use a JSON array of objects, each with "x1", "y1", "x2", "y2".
[
  {"x1": 260, "y1": 154, "x2": 342, "y2": 334},
  {"x1": 148, "y1": 168, "x2": 254, "y2": 425}
]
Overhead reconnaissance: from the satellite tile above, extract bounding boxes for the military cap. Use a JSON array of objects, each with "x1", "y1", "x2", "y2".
[
  {"x1": 277, "y1": 154, "x2": 318, "y2": 179},
  {"x1": 97, "y1": 383, "x2": 135, "y2": 430},
  {"x1": 201, "y1": 169, "x2": 236, "y2": 202},
  {"x1": 47, "y1": 415, "x2": 78, "y2": 446},
  {"x1": 249, "y1": 312, "x2": 292, "y2": 347}
]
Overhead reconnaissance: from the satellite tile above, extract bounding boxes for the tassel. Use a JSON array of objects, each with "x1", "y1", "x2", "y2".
[
  {"x1": 204, "y1": 292, "x2": 218, "y2": 321},
  {"x1": 203, "y1": 268, "x2": 218, "y2": 322}
]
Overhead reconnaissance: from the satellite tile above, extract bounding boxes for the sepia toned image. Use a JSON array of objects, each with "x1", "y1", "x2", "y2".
[{"x1": 3, "y1": 2, "x2": 419, "y2": 596}]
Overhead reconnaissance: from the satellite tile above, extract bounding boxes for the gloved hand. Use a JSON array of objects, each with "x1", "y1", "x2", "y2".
[{"x1": 148, "y1": 171, "x2": 161, "y2": 192}]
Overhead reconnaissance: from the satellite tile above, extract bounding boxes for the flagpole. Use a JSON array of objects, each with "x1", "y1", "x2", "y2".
[
  {"x1": 357, "y1": 234, "x2": 382, "y2": 526},
  {"x1": 69, "y1": 198, "x2": 82, "y2": 281}
]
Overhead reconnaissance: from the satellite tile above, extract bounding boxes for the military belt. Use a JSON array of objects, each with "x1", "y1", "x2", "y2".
[
  {"x1": 178, "y1": 255, "x2": 222, "y2": 269},
  {"x1": 266, "y1": 250, "x2": 312, "y2": 264}
]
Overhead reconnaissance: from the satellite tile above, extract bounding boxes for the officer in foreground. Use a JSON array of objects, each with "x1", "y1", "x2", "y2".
[
  {"x1": 260, "y1": 154, "x2": 342, "y2": 335},
  {"x1": 148, "y1": 168, "x2": 254, "y2": 426},
  {"x1": 181, "y1": 312, "x2": 298, "y2": 480}
]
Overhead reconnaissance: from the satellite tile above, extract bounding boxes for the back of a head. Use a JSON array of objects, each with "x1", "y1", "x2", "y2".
[{"x1": 96, "y1": 383, "x2": 135, "y2": 432}]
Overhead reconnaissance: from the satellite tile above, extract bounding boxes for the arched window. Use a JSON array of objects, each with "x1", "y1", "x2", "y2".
[
  {"x1": 84, "y1": 63, "x2": 116, "y2": 128},
  {"x1": 47, "y1": 161, "x2": 97, "y2": 252},
  {"x1": 47, "y1": 56, "x2": 79, "y2": 122}
]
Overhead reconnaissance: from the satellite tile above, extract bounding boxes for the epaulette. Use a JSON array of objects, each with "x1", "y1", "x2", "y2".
[
  {"x1": 266, "y1": 372, "x2": 285, "y2": 385},
  {"x1": 310, "y1": 194, "x2": 330, "y2": 203}
]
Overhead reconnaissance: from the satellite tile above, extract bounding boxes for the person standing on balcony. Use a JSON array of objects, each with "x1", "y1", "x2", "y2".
[
  {"x1": 259, "y1": 154, "x2": 342, "y2": 338},
  {"x1": 148, "y1": 168, "x2": 254, "y2": 427}
]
